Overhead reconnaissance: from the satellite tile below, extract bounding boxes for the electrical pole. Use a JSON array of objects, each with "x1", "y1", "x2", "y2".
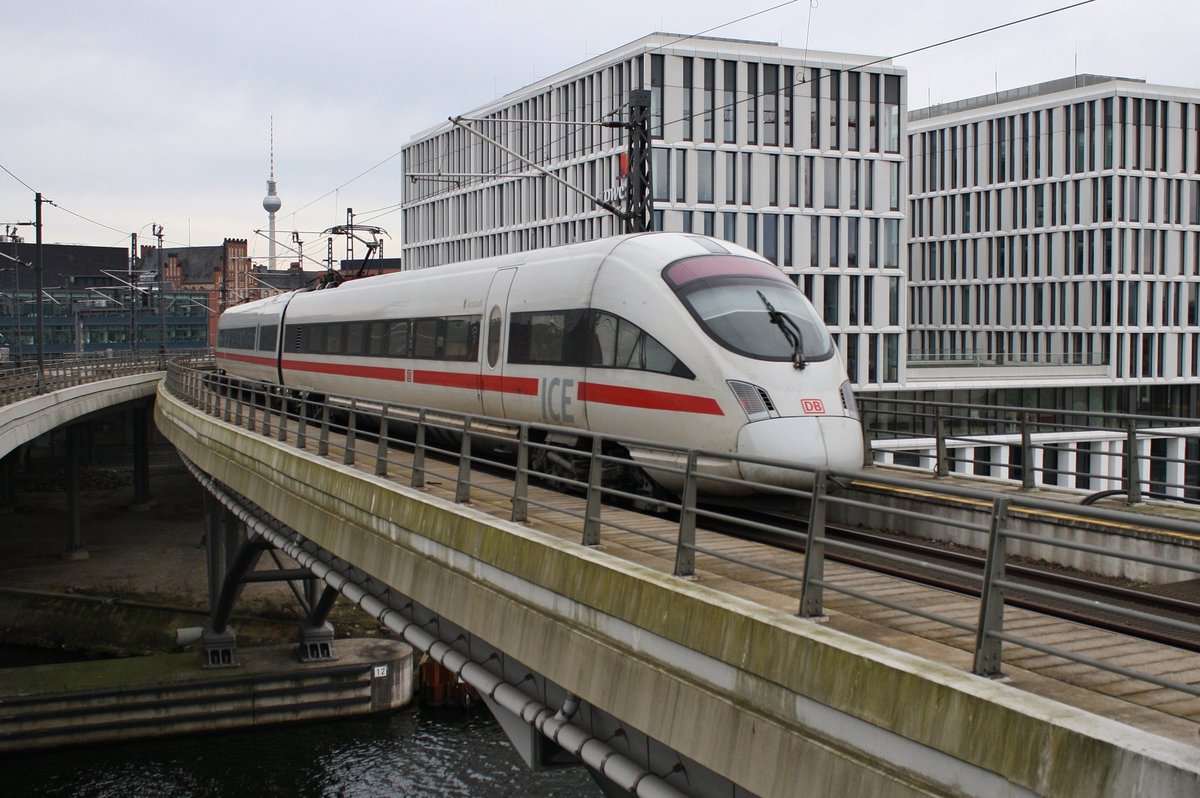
[
  {"x1": 155, "y1": 224, "x2": 165, "y2": 360},
  {"x1": 34, "y1": 193, "x2": 45, "y2": 390},
  {"x1": 624, "y1": 89, "x2": 653, "y2": 234},
  {"x1": 129, "y1": 232, "x2": 138, "y2": 354},
  {"x1": 8, "y1": 228, "x2": 21, "y2": 365}
]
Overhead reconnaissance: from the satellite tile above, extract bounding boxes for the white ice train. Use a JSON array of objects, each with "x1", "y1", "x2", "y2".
[{"x1": 215, "y1": 232, "x2": 863, "y2": 495}]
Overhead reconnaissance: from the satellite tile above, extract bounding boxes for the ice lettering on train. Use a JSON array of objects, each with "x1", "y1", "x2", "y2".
[{"x1": 540, "y1": 377, "x2": 575, "y2": 423}]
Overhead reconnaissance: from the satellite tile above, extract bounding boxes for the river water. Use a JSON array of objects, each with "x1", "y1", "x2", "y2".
[{"x1": 2, "y1": 701, "x2": 602, "y2": 797}]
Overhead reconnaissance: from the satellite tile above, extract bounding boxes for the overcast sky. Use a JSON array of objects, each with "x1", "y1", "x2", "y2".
[{"x1": 1, "y1": 0, "x2": 1196, "y2": 260}]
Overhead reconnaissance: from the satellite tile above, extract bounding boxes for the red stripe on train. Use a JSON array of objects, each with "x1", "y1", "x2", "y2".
[
  {"x1": 216, "y1": 351, "x2": 276, "y2": 367},
  {"x1": 244, "y1": 357, "x2": 723, "y2": 416},
  {"x1": 577, "y1": 382, "x2": 724, "y2": 416}
]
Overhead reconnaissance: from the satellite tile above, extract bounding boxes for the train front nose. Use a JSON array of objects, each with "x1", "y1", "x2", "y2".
[{"x1": 735, "y1": 415, "x2": 864, "y2": 488}]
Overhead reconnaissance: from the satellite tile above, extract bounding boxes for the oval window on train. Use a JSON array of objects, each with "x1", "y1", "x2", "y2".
[{"x1": 487, "y1": 306, "x2": 502, "y2": 368}]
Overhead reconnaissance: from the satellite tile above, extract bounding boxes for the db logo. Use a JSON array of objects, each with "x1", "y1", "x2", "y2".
[{"x1": 801, "y1": 398, "x2": 825, "y2": 414}]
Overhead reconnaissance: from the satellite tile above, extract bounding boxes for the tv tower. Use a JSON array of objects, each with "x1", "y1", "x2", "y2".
[{"x1": 262, "y1": 118, "x2": 282, "y2": 269}]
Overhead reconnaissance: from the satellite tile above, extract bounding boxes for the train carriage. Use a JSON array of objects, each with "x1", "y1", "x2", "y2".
[{"x1": 215, "y1": 232, "x2": 863, "y2": 495}]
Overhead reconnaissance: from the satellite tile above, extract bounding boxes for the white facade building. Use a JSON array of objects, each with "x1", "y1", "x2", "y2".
[
  {"x1": 402, "y1": 33, "x2": 908, "y2": 389},
  {"x1": 908, "y1": 75, "x2": 1200, "y2": 386}
]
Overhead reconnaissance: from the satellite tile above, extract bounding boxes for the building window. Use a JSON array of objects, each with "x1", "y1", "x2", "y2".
[
  {"x1": 883, "y1": 74, "x2": 900, "y2": 153},
  {"x1": 653, "y1": 148, "x2": 670, "y2": 201},
  {"x1": 764, "y1": 64, "x2": 779, "y2": 147},
  {"x1": 747, "y1": 62, "x2": 758, "y2": 145},
  {"x1": 884, "y1": 218, "x2": 900, "y2": 268},
  {"x1": 650, "y1": 54, "x2": 664, "y2": 138},
  {"x1": 703, "y1": 59, "x2": 715, "y2": 142},
  {"x1": 824, "y1": 158, "x2": 840, "y2": 208},
  {"x1": 682, "y1": 57, "x2": 694, "y2": 141},
  {"x1": 726, "y1": 152, "x2": 737, "y2": 204},
  {"x1": 847, "y1": 72, "x2": 860, "y2": 150},
  {"x1": 723, "y1": 61, "x2": 737, "y2": 143},
  {"x1": 698, "y1": 151, "x2": 714, "y2": 203},
  {"x1": 675, "y1": 149, "x2": 687, "y2": 203},
  {"x1": 829, "y1": 70, "x2": 840, "y2": 149}
]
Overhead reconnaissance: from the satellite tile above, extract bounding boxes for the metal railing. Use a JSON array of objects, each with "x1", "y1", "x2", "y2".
[
  {"x1": 165, "y1": 360, "x2": 1200, "y2": 700},
  {"x1": 860, "y1": 395, "x2": 1200, "y2": 504},
  {"x1": 0, "y1": 350, "x2": 208, "y2": 406}
]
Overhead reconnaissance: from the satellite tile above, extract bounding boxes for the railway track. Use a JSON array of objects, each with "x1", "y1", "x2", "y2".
[{"x1": 719, "y1": 508, "x2": 1200, "y2": 653}]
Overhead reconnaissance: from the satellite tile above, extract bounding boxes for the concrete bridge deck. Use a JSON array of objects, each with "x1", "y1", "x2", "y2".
[{"x1": 154, "y1": 380, "x2": 1200, "y2": 797}]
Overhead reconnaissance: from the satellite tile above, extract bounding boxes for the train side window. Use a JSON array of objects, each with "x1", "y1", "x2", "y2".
[
  {"x1": 218, "y1": 326, "x2": 256, "y2": 350},
  {"x1": 443, "y1": 316, "x2": 474, "y2": 361},
  {"x1": 308, "y1": 325, "x2": 325, "y2": 354},
  {"x1": 413, "y1": 319, "x2": 440, "y2": 359},
  {"x1": 258, "y1": 325, "x2": 277, "y2": 352},
  {"x1": 387, "y1": 321, "x2": 408, "y2": 357},
  {"x1": 367, "y1": 321, "x2": 386, "y2": 356},
  {"x1": 526, "y1": 312, "x2": 565, "y2": 363},
  {"x1": 591, "y1": 312, "x2": 619, "y2": 366},
  {"x1": 592, "y1": 311, "x2": 694, "y2": 379},
  {"x1": 327, "y1": 324, "x2": 344, "y2": 355},
  {"x1": 346, "y1": 322, "x2": 366, "y2": 355},
  {"x1": 487, "y1": 307, "x2": 502, "y2": 368},
  {"x1": 287, "y1": 325, "x2": 304, "y2": 352}
]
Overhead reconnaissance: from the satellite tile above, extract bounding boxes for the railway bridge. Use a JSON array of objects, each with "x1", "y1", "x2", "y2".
[
  {"x1": 151, "y1": 363, "x2": 1200, "y2": 797},
  {"x1": 4, "y1": 358, "x2": 1200, "y2": 796}
]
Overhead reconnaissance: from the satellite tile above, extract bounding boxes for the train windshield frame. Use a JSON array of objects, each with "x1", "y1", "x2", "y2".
[{"x1": 662, "y1": 255, "x2": 835, "y2": 364}]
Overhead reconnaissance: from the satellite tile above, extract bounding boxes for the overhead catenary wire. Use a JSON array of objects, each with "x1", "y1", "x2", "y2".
[
  {"x1": 293, "y1": 1, "x2": 810, "y2": 226},
  {"x1": 406, "y1": 0, "x2": 1098, "y2": 212}
]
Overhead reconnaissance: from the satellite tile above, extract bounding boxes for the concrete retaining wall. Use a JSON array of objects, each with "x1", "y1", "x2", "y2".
[{"x1": 0, "y1": 639, "x2": 412, "y2": 752}]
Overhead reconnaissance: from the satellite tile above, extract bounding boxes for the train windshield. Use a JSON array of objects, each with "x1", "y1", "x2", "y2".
[{"x1": 663, "y1": 255, "x2": 834, "y2": 363}]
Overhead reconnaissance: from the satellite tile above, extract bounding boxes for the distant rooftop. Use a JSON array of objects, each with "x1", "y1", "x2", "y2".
[{"x1": 910, "y1": 74, "x2": 1143, "y2": 122}]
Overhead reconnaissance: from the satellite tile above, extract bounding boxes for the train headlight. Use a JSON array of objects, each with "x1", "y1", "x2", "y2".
[
  {"x1": 840, "y1": 380, "x2": 860, "y2": 419},
  {"x1": 728, "y1": 380, "x2": 777, "y2": 422}
]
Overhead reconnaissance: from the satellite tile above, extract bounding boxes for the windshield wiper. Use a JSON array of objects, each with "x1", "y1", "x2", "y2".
[{"x1": 757, "y1": 290, "x2": 806, "y2": 370}]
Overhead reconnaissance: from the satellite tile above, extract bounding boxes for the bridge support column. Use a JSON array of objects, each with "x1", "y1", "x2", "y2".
[
  {"x1": 61, "y1": 425, "x2": 88, "y2": 561},
  {"x1": 201, "y1": 491, "x2": 239, "y2": 667},
  {"x1": 298, "y1": 584, "x2": 340, "y2": 662}
]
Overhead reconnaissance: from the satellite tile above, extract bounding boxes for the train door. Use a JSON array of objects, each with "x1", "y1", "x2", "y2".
[{"x1": 480, "y1": 267, "x2": 516, "y2": 418}]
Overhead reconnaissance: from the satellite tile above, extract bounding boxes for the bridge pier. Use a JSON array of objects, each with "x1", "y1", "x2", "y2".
[{"x1": 199, "y1": 489, "x2": 342, "y2": 668}]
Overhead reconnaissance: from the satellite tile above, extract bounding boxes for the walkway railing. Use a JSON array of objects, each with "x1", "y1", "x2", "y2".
[
  {"x1": 859, "y1": 395, "x2": 1200, "y2": 504},
  {"x1": 0, "y1": 350, "x2": 207, "y2": 406},
  {"x1": 164, "y1": 360, "x2": 1200, "y2": 700}
]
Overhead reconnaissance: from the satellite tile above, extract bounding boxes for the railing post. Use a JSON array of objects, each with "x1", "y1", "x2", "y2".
[
  {"x1": 233, "y1": 386, "x2": 242, "y2": 427},
  {"x1": 246, "y1": 391, "x2": 256, "y2": 431},
  {"x1": 799, "y1": 470, "x2": 829, "y2": 618},
  {"x1": 343, "y1": 400, "x2": 358, "y2": 465},
  {"x1": 1125, "y1": 419, "x2": 1142, "y2": 504},
  {"x1": 411, "y1": 410, "x2": 427, "y2": 489},
  {"x1": 260, "y1": 388, "x2": 272, "y2": 437},
  {"x1": 674, "y1": 450, "x2": 699, "y2": 577},
  {"x1": 934, "y1": 405, "x2": 949, "y2": 477},
  {"x1": 375, "y1": 407, "x2": 390, "y2": 477},
  {"x1": 582, "y1": 437, "x2": 603, "y2": 546},
  {"x1": 295, "y1": 397, "x2": 308, "y2": 450},
  {"x1": 1020, "y1": 412, "x2": 1034, "y2": 491},
  {"x1": 455, "y1": 418, "x2": 472, "y2": 503},
  {"x1": 317, "y1": 402, "x2": 331, "y2": 457},
  {"x1": 276, "y1": 395, "x2": 289, "y2": 442},
  {"x1": 973, "y1": 497, "x2": 1010, "y2": 677},
  {"x1": 511, "y1": 425, "x2": 529, "y2": 523}
]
